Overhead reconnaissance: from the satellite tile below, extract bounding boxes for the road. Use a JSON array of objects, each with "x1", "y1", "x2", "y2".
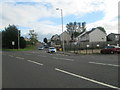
[{"x1": 2, "y1": 50, "x2": 119, "y2": 89}]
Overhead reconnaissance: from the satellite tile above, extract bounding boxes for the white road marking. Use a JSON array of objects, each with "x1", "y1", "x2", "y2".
[
  {"x1": 27, "y1": 60, "x2": 43, "y2": 66},
  {"x1": 9, "y1": 55, "x2": 14, "y2": 57},
  {"x1": 53, "y1": 57, "x2": 74, "y2": 61},
  {"x1": 55, "y1": 68, "x2": 120, "y2": 89},
  {"x1": 89, "y1": 62, "x2": 120, "y2": 67},
  {"x1": 16, "y1": 57, "x2": 24, "y2": 60}
]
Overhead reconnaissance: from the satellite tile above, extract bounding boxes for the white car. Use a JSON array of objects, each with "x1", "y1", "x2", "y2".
[
  {"x1": 48, "y1": 47, "x2": 56, "y2": 53},
  {"x1": 38, "y1": 46, "x2": 44, "y2": 50}
]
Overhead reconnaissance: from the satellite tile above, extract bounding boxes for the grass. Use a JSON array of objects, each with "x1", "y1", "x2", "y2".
[{"x1": 2, "y1": 46, "x2": 35, "y2": 51}]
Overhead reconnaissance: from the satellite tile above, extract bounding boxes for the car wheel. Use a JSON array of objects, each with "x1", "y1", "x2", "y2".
[{"x1": 117, "y1": 52, "x2": 120, "y2": 54}]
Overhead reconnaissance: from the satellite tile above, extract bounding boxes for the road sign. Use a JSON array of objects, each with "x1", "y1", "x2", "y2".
[{"x1": 12, "y1": 41, "x2": 15, "y2": 45}]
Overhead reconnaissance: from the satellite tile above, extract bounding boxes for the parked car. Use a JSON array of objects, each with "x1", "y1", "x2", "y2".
[
  {"x1": 44, "y1": 45, "x2": 49, "y2": 48},
  {"x1": 38, "y1": 46, "x2": 44, "y2": 50},
  {"x1": 48, "y1": 47, "x2": 56, "y2": 53},
  {"x1": 100, "y1": 45, "x2": 120, "y2": 54}
]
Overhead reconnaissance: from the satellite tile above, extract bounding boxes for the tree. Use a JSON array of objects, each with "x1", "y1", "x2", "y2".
[
  {"x1": 97, "y1": 27, "x2": 106, "y2": 33},
  {"x1": 43, "y1": 38, "x2": 48, "y2": 44},
  {"x1": 66, "y1": 22, "x2": 86, "y2": 40},
  {"x1": 29, "y1": 30, "x2": 38, "y2": 45},
  {"x1": 74, "y1": 32, "x2": 80, "y2": 38},
  {"x1": 2, "y1": 25, "x2": 19, "y2": 49},
  {"x1": 2, "y1": 25, "x2": 26, "y2": 49},
  {"x1": 20, "y1": 37, "x2": 26, "y2": 48}
]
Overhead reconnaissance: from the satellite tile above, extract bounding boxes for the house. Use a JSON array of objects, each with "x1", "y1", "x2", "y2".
[
  {"x1": 51, "y1": 34, "x2": 60, "y2": 41},
  {"x1": 24, "y1": 37, "x2": 30, "y2": 41},
  {"x1": 50, "y1": 34, "x2": 60, "y2": 46},
  {"x1": 59, "y1": 31, "x2": 71, "y2": 44},
  {"x1": 107, "y1": 33, "x2": 120, "y2": 41},
  {"x1": 76, "y1": 27, "x2": 107, "y2": 42}
]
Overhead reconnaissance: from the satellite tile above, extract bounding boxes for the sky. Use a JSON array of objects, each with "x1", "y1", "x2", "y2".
[{"x1": 0, "y1": 0, "x2": 119, "y2": 42}]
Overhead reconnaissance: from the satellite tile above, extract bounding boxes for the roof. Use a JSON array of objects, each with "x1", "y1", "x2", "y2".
[
  {"x1": 51, "y1": 34, "x2": 59, "y2": 39},
  {"x1": 80, "y1": 27, "x2": 106, "y2": 37},
  {"x1": 60, "y1": 31, "x2": 70, "y2": 36},
  {"x1": 108, "y1": 33, "x2": 120, "y2": 36}
]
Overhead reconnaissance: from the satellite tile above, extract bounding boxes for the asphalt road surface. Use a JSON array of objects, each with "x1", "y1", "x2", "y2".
[{"x1": 2, "y1": 50, "x2": 120, "y2": 89}]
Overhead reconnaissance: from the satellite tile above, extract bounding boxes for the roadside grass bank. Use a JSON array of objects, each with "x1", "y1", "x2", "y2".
[{"x1": 2, "y1": 46, "x2": 35, "y2": 51}]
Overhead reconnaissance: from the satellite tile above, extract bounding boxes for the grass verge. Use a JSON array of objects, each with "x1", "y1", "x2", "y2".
[{"x1": 2, "y1": 46, "x2": 35, "y2": 51}]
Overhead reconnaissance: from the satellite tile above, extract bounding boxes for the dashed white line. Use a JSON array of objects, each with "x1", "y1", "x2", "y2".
[
  {"x1": 53, "y1": 57, "x2": 74, "y2": 61},
  {"x1": 55, "y1": 68, "x2": 120, "y2": 89},
  {"x1": 9, "y1": 55, "x2": 14, "y2": 57},
  {"x1": 27, "y1": 60, "x2": 43, "y2": 66},
  {"x1": 16, "y1": 57, "x2": 24, "y2": 60},
  {"x1": 89, "y1": 62, "x2": 120, "y2": 67}
]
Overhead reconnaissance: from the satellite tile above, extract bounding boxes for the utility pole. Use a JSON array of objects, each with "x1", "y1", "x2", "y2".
[
  {"x1": 56, "y1": 8, "x2": 65, "y2": 53},
  {"x1": 18, "y1": 30, "x2": 20, "y2": 49}
]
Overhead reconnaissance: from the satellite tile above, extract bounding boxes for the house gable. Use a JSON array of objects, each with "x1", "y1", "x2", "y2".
[
  {"x1": 78, "y1": 27, "x2": 106, "y2": 42},
  {"x1": 107, "y1": 33, "x2": 120, "y2": 41},
  {"x1": 89, "y1": 28, "x2": 106, "y2": 42},
  {"x1": 59, "y1": 31, "x2": 71, "y2": 42}
]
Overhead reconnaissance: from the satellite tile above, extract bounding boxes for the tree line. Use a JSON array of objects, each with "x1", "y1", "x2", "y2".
[{"x1": 1, "y1": 25, "x2": 38, "y2": 49}]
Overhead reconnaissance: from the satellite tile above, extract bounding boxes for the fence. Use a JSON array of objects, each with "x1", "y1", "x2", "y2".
[{"x1": 64, "y1": 41, "x2": 120, "y2": 54}]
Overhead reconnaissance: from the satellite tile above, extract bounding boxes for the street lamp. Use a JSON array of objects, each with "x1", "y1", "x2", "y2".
[
  {"x1": 56, "y1": 8, "x2": 65, "y2": 53},
  {"x1": 16, "y1": 25, "x2": 20, "y2": 49},
  {"x1": 18, "y1": 30, "x2": 20, "y2": 49}
]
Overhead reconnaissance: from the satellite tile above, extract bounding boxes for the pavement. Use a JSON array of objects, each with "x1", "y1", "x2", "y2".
[{"x1": 2, "y1": 50, "x2": 120, "y2": 89}]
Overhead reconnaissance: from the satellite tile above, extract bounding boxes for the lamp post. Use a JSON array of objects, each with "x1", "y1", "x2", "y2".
[
  {"x1": 18, "y1": 30, "x2": 20, "y2": 49},
  {"x1": 56, "y1": 8, "x2": 65, "y2": 53},
  {"x1": 16, "y1": 25, "x2": 20, "y2": 49}
]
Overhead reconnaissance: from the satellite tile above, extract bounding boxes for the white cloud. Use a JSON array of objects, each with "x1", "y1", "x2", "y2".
[
  {"x1": 87, "y1": 20, "x2": 118, "y2": 34},
  {"x1": 1, "y1": 0, "x2": 119, "y2": 41},
  {"x1": 87, "y1": 0, "x2": 119, "y2": 34}
]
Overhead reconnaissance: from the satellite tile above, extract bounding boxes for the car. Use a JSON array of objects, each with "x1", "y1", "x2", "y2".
[
  {"x1": 100, "y1": 45, "x2": 120, "y2": 54},
  {"x1": 44, "y1": 45, "x2": 49, "y2": 48},
  {"x1": 48, "y1": 47, "x2": 56, "y2": 53},
  {"x1": 38, "y1": 46, "x2": 44, "y2": 50}
]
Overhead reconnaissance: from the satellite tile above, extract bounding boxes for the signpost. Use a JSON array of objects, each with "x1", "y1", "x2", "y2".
[{"x1": 12, "y1": 41, "x2": 15, "y2": 49}]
